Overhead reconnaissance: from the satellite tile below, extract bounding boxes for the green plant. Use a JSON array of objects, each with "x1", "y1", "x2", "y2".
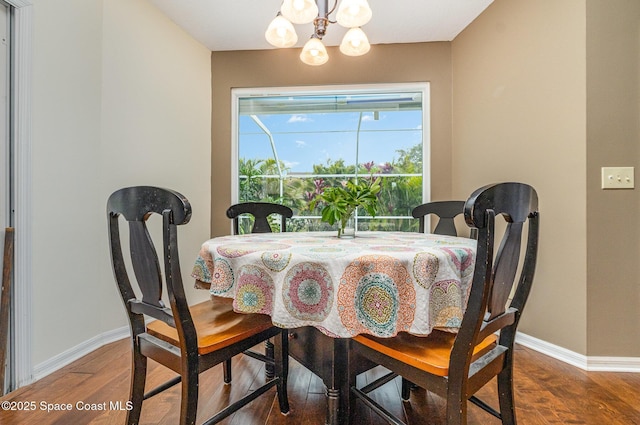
[{"x1": 310, "y1": 173, "x2": 381, "y2": 237}]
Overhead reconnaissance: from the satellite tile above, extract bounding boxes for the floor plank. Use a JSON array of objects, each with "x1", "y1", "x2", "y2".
[{"x1": 1, "y1": 339, "x2": 639, "y2": 424}]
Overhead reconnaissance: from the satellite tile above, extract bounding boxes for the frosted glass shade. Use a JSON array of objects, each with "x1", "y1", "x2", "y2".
[
  {"x1": 265, "y1": 15, "x2": 298, "y2": 48},
  {"x1": 300, "y1": 37, "x2": 329, "y2": 66},
  {"x1": 339, "y1": 27, "x2": 370, "y2": 56},
  {"x1": 336, "y1": 0, "x2": 372, "y2": 28},
  {"x1": 281, "y1": 0, "x2": 318, "y2": 24}
]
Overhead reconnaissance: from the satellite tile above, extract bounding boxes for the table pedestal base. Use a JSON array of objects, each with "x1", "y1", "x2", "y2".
[{"x1": 288, "y1": 327, "x2": 375, "y2": 425}]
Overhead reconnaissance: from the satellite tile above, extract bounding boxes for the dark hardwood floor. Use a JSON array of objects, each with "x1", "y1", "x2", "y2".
[{"x1": 1, "y1": 339, "x2": 639, "y2": 424}]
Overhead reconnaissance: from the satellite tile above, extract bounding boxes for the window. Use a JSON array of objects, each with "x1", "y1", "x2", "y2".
[{"x1": 232, "y1": 84, "x2": 430, "y2": 234}]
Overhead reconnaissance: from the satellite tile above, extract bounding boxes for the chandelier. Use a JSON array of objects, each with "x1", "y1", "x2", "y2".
[{"x1": 265, "y1": 0, "x2": 372, "y2": 66}]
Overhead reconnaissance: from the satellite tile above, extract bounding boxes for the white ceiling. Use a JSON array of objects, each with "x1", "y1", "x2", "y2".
[{"x1": 149, "y1": 0, "x2": 494, "y2": 52}]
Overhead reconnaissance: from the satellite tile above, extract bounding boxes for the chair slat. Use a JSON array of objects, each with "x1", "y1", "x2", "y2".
[
  {"x1": 129, "y1": 222, "x2": 165, "y2": 309},
  {"x1": 488, "y1": 221, "x2": 523, "y2": 319}
]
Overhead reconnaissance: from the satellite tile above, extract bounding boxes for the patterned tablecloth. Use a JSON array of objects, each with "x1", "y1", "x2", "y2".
[{"x1": 192, "y1": 231, "x2": 476, "y2": 339}]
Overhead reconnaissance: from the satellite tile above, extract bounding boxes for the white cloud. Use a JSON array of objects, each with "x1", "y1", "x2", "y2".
[
  {"x1": 361, "y1": 114, "x2": 375, "y2": 121},
  {"x1": 295, "y1": 140, "x2": 307, "y2": 147},
  {"x1": 288, "y1": 114, "x2": 311, "y2": 123}
]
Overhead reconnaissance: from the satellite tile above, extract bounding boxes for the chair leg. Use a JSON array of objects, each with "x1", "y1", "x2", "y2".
[
  {"x1": 265, "y1": 339, "x2": 275, "y2": 379},
  {"x1": 497, "y1": 363, "x2": 517, "y2": 425},
  {"x1": 179, "y1": 363, "x2": 199, "y2": 425},
  {"x1": 223, "y1": 359, "x2": 232, "y2": 384},
  {"x1": 347, "y1": 349, "x2": 359, "y2": 425},
  {"x1": 401, "y1": 378, "x2": 412, "y2": 401},
  {"x1": 126, "y1": 350, "x2": 147, "y2": 425},
  {"x1": 274, "y1": 330, "x2": 290, "y2": 414},
  {"x1": 446, "y1": 389, "x2": 467, "y2": 425}
]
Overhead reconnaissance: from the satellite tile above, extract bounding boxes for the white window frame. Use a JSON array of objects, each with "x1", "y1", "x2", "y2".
[{"x1": 230, "y1": 82, "x2": 431, "y2": 230}]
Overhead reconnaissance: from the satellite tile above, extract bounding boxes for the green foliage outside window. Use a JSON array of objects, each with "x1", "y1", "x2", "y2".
[{"x1": 237, "y1": 143, "x2": 423, "y2": 233}]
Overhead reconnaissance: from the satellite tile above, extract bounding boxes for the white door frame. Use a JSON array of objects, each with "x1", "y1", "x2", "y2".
[{"x1": 6, "y1": 0, "x2": 32, "y2": 388}]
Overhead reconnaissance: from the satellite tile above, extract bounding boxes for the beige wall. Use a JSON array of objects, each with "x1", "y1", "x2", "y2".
[
  {"x1": 210, "y1": 43, "x2": 452, "y2": 236},
  {"x1": 586, "y1": 0, "x2": 640, "y2": 356},
  {"x1": 452, "y1": 0, "x2": 640, "y2": 357},
  {"x1": 32, "y1": 0, "x2": 105, "y2": 365},
  {"x1": 452, "y1": 0, "x2": 588, "y2": 353},
  {"x1": 31, "y1": 0, "x2": 211, "y2": 367},
  {"x1": 211, "y1": 0, "x2": 640, "y2": 358}
]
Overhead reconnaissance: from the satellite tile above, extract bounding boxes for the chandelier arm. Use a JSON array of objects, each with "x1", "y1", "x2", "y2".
[{"x1": 327, "y1": 0, "x2": 338, "y2": 16}]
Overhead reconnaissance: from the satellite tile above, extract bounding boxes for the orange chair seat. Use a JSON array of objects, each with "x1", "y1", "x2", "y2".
[
  {"x1": 147, "y1": 298, "x2": 275, "y2": 355},
  {"x1": 353, "y1": 329, "x2": 497, "y2": 377}
]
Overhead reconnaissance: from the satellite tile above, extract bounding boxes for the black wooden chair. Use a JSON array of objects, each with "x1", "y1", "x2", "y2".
[
  {"x1": 349, "y1": 182, "x2": 539, "y2": 425},
  {"x1": 412, "y1": 200, "x2": 466, "y2": 235},
  {"x1": 404, "y1": 200, "x2": 472, "y2": 396},
  {"x1": 107, "y1": 186, "x2": 289, "y2": 425},
  {"x1": 226, "y1": 202, "x2": 293, "y2": 235},
  {"x1": 224, "y1": 202, "x2": 293, "y2": 381}
]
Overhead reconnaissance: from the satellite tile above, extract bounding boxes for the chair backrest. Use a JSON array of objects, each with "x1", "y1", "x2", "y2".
[
  {"x1": 453, "y1": 182, "x2": 539, "y2": 373},
  {"x1": 107, "y1": 186, "x2": 193, "y2": 341},
  {"x1": 411, "y1": 200, "x2": 466, "y2": 235},
  {"x1": 226, "y1": 202, "x2": 293, "y2": 234}
]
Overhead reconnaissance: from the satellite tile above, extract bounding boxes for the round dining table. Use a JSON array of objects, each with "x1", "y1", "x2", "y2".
[{"x1": 192, "y1": 231, "x2": 477, "y2": 425}]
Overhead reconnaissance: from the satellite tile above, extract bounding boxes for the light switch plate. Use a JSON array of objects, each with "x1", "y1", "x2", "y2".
[{"x1": 601, "y1": 167, "x2": 634, "y2": 189}]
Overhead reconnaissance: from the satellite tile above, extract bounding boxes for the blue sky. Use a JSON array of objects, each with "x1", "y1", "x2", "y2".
[{"x1": 238, "y1": 110, "x2": 423, "y2": 174}]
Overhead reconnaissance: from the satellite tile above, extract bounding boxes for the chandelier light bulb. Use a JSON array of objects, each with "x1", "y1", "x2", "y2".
[
  {"x1": 265, "y1": 14, "x2": 298, "y2": 48},
  {"x1": 266, "y1": 0, "x2": 374, "y2": 65},
  {"x1": 300, "y1": 37, "x2": 329, "y2": 66},
  {"x1": 281, "y1": 0, "x2": 318, "y2": 24},
  {"x1": 339, "y1": 27, "x2": 370, "y2": 56},
  {"x1": 336, "y1": 0, "x2": 372, "y2": 28}
]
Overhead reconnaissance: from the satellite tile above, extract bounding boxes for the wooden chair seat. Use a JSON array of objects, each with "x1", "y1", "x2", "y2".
[
  {"x1": 353, "y1": 330, "x2": 497, "y2": 376},
  {"x1": 147, "y1": 298, "x2": 275, "y2": 355}
]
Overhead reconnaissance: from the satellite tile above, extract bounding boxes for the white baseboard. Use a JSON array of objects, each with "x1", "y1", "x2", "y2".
[
  {"x1": 585, "y1": 356, "x2": 640, "y2": 372},
  {"x1": 516, "y1": 332, "x2": 640, "y2": 372},
  {"x1": 32, "y1": 326, "x2": 130, "y2": 382},
  {"x1": 30, "y1": 328, "x2": 640, "y2": 384},
  {"x1": 515, "y1": 332, "x2": 588, "y2": 369}
]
